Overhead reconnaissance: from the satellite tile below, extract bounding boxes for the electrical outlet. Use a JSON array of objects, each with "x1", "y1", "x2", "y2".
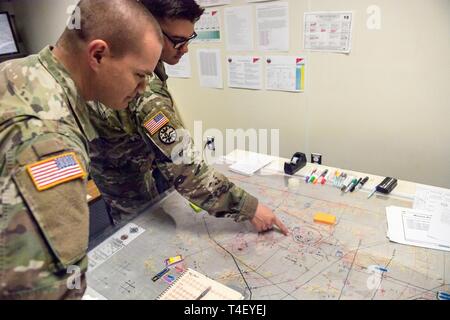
[
  {"x1": 206, "y1": 136, "x2": 215, "y2": 151},
  {"x1": 311, "y1": 153, "x2": 322, "y2": 165}
]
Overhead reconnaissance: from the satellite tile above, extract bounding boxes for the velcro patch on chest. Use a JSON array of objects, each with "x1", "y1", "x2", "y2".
[
  {"x1": 26, "y1": 152, "x2": 86, "y2": 191},
  {"x1": 144, "y1": 112, "x2": 169, "y2": 136}
]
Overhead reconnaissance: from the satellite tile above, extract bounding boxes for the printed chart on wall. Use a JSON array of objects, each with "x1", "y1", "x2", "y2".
[
  {"x1": 196, "y1": 0, "x2": 230, "y2": 7},
  {"x1": 87, "y1": 163, "x2": 449, "y2": 300},
  {"x1": 197, "y1": 48, "x2": 223, "y2": 88},
  {"x1": 165, "y1": 53, "x2": 192, "y2": 79},
  {"x1": 224, "y1": 5, "x2": 254, "y2": 52},
  {"x1": 265, "y1": 56, "x2": 306, "y2": 92},
  {"x1": 195, "y1": 9, "x2": 221, "y2": 42},
  {"x1": 256, "y1": 1, "x2": 289, "y2": 51},
  {"x1": 227, "y1": 56, "x2": 263, "y2": 90},
  {"x1": 304, "y1": 11, "x2": 353, "y2": 53}
]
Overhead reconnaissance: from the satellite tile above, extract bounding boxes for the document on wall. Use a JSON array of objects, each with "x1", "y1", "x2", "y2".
[
  {"x1": 165, "y1": 54, "x2": 191, "y2": 78},
  {"x1": 303, "y1": 11, "x2": 353, "y2": 53},
  {"x1": 196, "y1": 0, "x2": 230, "y2": 7},
  {"x1": 385, "y1": 206, "x2": 450, "y2": 252},
  {"x1": 227, "y1": 56, "x2": 262, "y2": 90},
  {"x1": 197, "y1": 48, "x2": 223, "y2": 89},
  {"x1": 194, "y1": 9, "x2": 221, "y2": 42},
  {"x1": 256, "y1": 2, "x2": 289, "y2": 51},
  {"x1": 265, "y1": 56, "x2": 305, "y2": 92},
  {"x1": 224, "y1": 6, "x2": 254, "y2": 51},
  {"x1": 414, "y1": 185, "x2": 450, "y2": 244}
]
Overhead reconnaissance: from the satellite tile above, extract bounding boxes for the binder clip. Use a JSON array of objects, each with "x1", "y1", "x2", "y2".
[{"x1": 284, "y1": 152, "x2": 307, "y2": 175}]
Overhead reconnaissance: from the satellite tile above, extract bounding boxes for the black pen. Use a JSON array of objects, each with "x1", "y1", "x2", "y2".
[
  {"x1": 357, "y1": 177, "x2": 369, "y2": 190},
  {"x1": 350, "y1": 178, "x2": 362, "y2": 192},
  {"x1": 195, "y1": 286, "x2": 212, "y2": 300}
]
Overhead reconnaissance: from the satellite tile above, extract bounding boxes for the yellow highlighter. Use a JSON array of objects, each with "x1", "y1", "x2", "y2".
[
  {"x1": 189, "y1": 202, "x2": 203, "y2": 213},
  {"x1": 314, "y1": 212, "x2": 336, "y2": 225}
]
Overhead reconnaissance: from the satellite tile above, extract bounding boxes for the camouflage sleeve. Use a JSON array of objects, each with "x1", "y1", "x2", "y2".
[
  {"x1": 133, "y1": 93, "x2": 258, "y2": 222},
  {"x1": 86, "y1": 102, "x2": 160, "y2": 220},
  {"x1": 0, "y1": 120, "x2": 89, "y2": 299}
]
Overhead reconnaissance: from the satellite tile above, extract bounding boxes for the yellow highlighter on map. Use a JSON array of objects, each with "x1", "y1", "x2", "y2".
[
  {"x1": 165, "y1": 255, "x2": 184, "y2": 267},
  {"x1": 314, "y1": 212, "x2": 336, "y2": 225}
]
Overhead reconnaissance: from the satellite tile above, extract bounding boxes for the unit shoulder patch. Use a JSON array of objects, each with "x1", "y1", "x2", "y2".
[{"x1": 159, "y1": 125, "x2": 177, "y2": 145}]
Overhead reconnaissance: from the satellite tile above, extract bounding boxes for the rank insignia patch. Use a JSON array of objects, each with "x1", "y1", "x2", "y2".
[
  {"x1": 144, "y1": 112, "x2": 169, "y2": 136},
  {"x1": 159, "y1": 125, "x2": 177, "y2": 145},
  {"x1": 26, "y1": 152, "x2": 86, "y2": 191}
]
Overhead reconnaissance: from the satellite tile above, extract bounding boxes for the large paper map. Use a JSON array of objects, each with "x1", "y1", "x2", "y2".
[{"x1": 87, "y1": 164, "x2": 449, "y2": 300}]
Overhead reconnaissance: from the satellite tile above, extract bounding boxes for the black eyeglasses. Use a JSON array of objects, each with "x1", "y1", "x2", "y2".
[{"x1": 162, "y1": 31, "x2": 197, "y2": 49}]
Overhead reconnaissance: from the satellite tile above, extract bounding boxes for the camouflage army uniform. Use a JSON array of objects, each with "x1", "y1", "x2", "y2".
[
  {"x1": 0, "y1": 47, "x2": 96, "y2": 299},
  {"x1": 88, "y1": 61, "x2": 258, "y2": 223}
]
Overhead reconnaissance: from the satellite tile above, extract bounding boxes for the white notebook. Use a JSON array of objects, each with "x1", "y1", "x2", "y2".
[
  {"x1": 156, "y1": 268, "x2": 244, "y2": 300},
  {"x1": 229, "y1": 154, "x2": 274, "y2": 176}
]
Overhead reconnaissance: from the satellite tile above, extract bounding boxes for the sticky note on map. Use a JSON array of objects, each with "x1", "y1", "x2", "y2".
[{"x1": 314, "y1": 212, "x2": 336, "y2": 225}]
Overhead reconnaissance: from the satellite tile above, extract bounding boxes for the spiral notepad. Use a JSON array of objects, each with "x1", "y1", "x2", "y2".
[{"x1": 156, "y1": 268, "x2": 244, "y2": 300}]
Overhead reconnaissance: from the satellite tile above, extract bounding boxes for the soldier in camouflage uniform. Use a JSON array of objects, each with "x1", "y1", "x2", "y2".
[
  {"x1": 0, "y1": 0, "x2": 162, "y2": 299},
  {"x1": 88, "y1": 0, "x2": 289, "y2": 234}
]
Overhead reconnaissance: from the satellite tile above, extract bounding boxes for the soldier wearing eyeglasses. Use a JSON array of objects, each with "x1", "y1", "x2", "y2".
[{"x1": 87, "y1": 0, "x2": 289, "y2": 235}]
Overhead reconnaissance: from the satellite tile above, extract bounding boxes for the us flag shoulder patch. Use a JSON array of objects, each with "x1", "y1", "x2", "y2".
[
  {"x1": 144, "y1": 112, "x2": 169, "y2": 136},
  {"x1": 26, "y1": 152, "x2": 86, "y2": 191}
]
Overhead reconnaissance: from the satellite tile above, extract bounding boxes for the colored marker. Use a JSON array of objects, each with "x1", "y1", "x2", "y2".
[
  {"x1": 338, "y1": 173, "x2": 347, "y2": 188},
  {"x1": 349, "y1": 178, "x2": 362, "y2": 192},
  {"x1": 165, "y1": 255, "x2": 184, "y2": 267},
  {"x1": 309, "y1": 170, "x2": 319, "y2": 183},
  {"x1": 335, "y1": 173, "x2": 342, "y2": 187},
  {"x1": 437, "y1": 291, "x2": 450, "y2": 300},
  {"x1": 318, "y1": 169, "x2": 329, "y2": 185},
  {"x1": 306, "y1": 168, "x2": 317, "y2": 183},
  {"x1": 344, "y1": 178, "x2": 358, "y2": 193},
  {"x1": 375, "y1": 266, "x2": 388, "y2": 273},
  {"x1": 195, "y1": 286, "x2": 212, "y2": 300},
  {"x1": 358, "y1": 176, "x2": 369, "y2": 190},
  {"x1": 348, "y1": 178, "x2": 359, "y2": 192},
  {"x1": 152, "y1": 267, "x2": 170, "y2": 282},
  {"x1": 313, "y1": 170, "x2": 326, "y2": 184},
  {"x1": 341, "y1": 177, "x2": 354, "y2": 192},
  {"x1": 332, "y1": 171, "x2": 340, "y2": 186}
]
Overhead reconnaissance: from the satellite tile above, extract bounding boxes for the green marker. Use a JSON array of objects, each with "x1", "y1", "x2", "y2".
[
  {"x1": 189, "y1": 202, "x2": 203, "y2": 213},
  {"x1": 344, "y1": 178, "x2": 359, "y2": 193}
]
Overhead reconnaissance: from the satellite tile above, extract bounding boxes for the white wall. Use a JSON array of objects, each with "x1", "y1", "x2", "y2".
[
  {"x1": 169, "y1": 0, "x2": 450, "y2": 188},
  {"x1": 9, "y1": 0, "x2": 450, "y2": 188},
  {"x1": 11, "y1": 0, "x2": 77, "y2": 53}
]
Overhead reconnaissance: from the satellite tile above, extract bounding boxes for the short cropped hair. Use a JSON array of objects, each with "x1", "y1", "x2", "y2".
[
  {"x1": 59, "y1": 0, "x2": 162, "y2": 57},
  {"x1": 140, "y1": 0, "x2": 205, "y2": 23}
]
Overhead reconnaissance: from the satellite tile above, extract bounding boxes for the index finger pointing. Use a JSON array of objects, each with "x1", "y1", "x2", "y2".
[{"x1": 274, "y1": 217, "x2": 289, "y2": 236}]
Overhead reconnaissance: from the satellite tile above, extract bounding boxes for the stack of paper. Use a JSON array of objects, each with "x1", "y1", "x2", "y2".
[
  {"x1": 414, "y1": 185, "x2": 450, "y2": 244},
  {"x1": 386, "y1": 206, "x2": 450, "y2": 252},
  {"x1": 229, "y1": 153, "x2": 274, "y2": 176}
]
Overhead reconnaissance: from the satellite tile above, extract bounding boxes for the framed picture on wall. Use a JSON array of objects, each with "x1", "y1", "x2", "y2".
[{"x1": 0, "y1": 11, "x2": 20, "y2": 56}]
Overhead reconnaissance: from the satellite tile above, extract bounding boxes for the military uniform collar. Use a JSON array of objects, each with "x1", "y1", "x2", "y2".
[
  {"x1": 38, "y1": 46, "x2": 97, "y2": 141},
  {"x1": 154, "y1": 60, "x2": 168, "y2": 82}
]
